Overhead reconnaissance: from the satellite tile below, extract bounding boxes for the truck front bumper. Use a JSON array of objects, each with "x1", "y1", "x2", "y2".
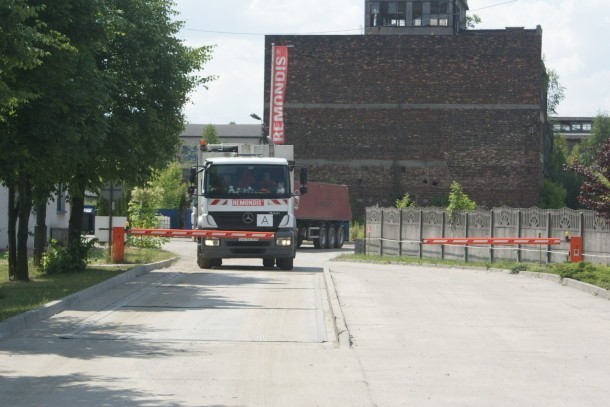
[{"x1": 198, "y1": 229, "x2": 296, "y2": 259}]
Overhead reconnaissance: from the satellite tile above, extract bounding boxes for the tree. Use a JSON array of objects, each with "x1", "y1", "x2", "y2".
[
  {"x1": 544, "y1": 64, "x2": 565, "y2": 116},
  {"x1": 0, "y1": 0, "x2": 109, "y2": 281},
  {"x1": 0, "y1": 1, "x2": 55, "y2": 120},
  {"x1": 202, "y1": 124, "x2": 220, "y2": 144},
  {"x1": 569, "y1": 138, "x2": 610, "y2": 221},
  {"x1": 462, "y1": 14, "x2": 481, "y2": 30},
  {"x1": 152, "y1": 161, "x2": 187, "y2": 210},
  {"x1": 543, "y1": 135, "x2": 581, "y2": 208},
  {"x1": 394, "y1": 193, "x2": 415, "y2": 209},
  {"x1": 446, "y1": 181, "x2": 477, "y2": 221},
  {"x1": 578, "y1": 113, "x2": 610, "y2": 166},
  {"x1": 64, "y1": 0, "x2": 214, "y2": 245}
]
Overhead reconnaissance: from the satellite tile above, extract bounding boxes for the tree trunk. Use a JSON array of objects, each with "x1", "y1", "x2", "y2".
[
  {"x1": 16, "y1": 177, "x2": 33, "y2": 281},
  {"x1": 69, "y1": 193, "x2": 85, "y2": 245},
  {"x1": 33, "y1": 202, "x2": 48, "y2": 266},
  {"x1": 7, "y1": 186, "x2": 18, "y2": 281}
]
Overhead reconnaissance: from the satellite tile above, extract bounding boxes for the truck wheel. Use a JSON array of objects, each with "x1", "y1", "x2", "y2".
[
  {"x1": 277, "y1": 257, "x2": 293, "y2": 270},
  {"x1": 200, "y1": 257, "x2": 213, "y2": 269},
  {"x1": 317, "y1": 224, "x2": 328, "y2": 249},
  {"x1": 212, "y1": 259, "x2": 222, "y2": 267},
  {"x1": 328, "y1": 224, "x2": 337, "y2": 249},
  {"x1": 297, "y1": 227, "x2": 306, "y2": 248},
  {"x1": 263, "y1": 258, "x2": 275, "y2": 268},
  {"x1": 335, "y1": 225, "x2": 346, "y2": 248}
]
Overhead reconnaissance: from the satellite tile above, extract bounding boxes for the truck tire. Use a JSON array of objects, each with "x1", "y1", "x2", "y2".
[
  {"x1": 277, "y1": 257, "x2": 293, "y2": 270},
  {"x1": 212, "y1": 259, "x2": 222, "y2": 267},
  {"x1": 315, "y1": 223, "x2": 328, "y2": 249},
  {"x1": 297, "y1": 227, "x2": 306, "y2": 248},
  {"x1": 263, "y1": 258, "x2": 275, "y2": 268},
  {"x1": 335, "y1": 224, "x2": 346, "y2": 248},
  {"x1": 328, "y1": 224, "x2": 337, "y2": 249}
]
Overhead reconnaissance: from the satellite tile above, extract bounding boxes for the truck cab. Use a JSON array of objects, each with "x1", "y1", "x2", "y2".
[{"x1": 191, "y1": 143, "x2": 305, "y2": 270}]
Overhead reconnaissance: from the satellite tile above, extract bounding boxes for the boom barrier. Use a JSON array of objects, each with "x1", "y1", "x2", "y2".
[
  {"x1": 111, "y1": 227, "x2": 275, "y2": 263},
  {"x1": 422, "y1": 236, "x2": 583, "y2": 263}
]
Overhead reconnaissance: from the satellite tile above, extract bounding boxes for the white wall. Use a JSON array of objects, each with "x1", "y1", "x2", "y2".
[{"x1": 0, "y1": 186, "x2": 71, "y2": 250}]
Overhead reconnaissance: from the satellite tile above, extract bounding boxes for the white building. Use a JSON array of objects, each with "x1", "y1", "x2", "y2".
[{"x1": 0, "y1": 186, "x2": 71, "y2": 250}]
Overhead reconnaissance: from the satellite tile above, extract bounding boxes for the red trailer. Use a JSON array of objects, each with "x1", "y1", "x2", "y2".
[{"x1": 295, "y1": 182, "x2": 352, "y2": 249}]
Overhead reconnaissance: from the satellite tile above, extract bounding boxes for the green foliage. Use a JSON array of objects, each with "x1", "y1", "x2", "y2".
[
  {"x1": 569, "y1": 138, "x2": 610, "y2": 220},
  {"x1": 547, "y1": 135, "x2": 581, "y2": 208},
  {"x1": 538, "y1": 179, "x2": 567, "y2": 209},
  {"x1": 202, "y1": 124, "x2": 220, "y2": 144},
  {"x1": 577, "y1": 113, "x2": 610, "y2": 166},
  {"x1": 462, "y1": 14, "x2": 481, "y2": 30},
  {"x1": 127, "y1": 186, "x2": 167, "y2": 249},
  {"x1": 41, "y1": 238, "x2": 98, "y2": 275},
  {"x1": 543, "y1": 63, "x2": 566, "y2": 116},
  {"x1": 350, "y1": 221, "x2": 365, "y2": 240},
  {"x1": 446, "y1": 181, "x2": 476, "y2": 215},
  {"x1": 152, "y1": 161, "x2": 187, "y2": 210},
  {"x1": 394, "y1": 193, "x2": 415, "y2": 209},
  {"x1": 510, "y1": 264, "x2": 528, "y2": 274}
]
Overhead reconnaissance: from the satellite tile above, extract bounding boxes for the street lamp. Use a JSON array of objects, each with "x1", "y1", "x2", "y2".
[{"x1": 250, "y1": 113, "x2": 268, "y2": 144}]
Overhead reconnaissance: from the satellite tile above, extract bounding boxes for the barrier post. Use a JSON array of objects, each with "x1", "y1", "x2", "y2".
[
  {"x1": 569, "y1": 236, "x2": 583, "y2": 263},
  {"x1": 111, "y1": 227, "x2": 125, "y2": 264}
]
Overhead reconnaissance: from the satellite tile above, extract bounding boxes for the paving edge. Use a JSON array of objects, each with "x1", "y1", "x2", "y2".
[
  {"x1": 323, "y1": 267, "x2": 351, "y2": 348},
  {"x1": 0, "y1": 258, "x2": 178, "y2": 340}
]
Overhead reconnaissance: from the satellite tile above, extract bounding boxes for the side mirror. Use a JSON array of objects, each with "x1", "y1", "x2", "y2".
[
  {"x1": 300, "y1": 185, "x2": 308, "y2": 194},
  {"x1": 299, "y1": 167, "x2": 308, "y2": 186},
  {"x1": 189, "y1": 167, "x2": 197, "y2": 184}
]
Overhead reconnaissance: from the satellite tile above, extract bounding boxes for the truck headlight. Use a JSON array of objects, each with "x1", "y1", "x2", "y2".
[
  {"x1": 275, "y1": 237, "x2": 292, "y2": 247},
  {"x1": 204, "y1": 238, "x2": 220, "y2": 246}
]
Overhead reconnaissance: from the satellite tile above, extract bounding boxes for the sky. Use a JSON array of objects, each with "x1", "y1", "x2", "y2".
[{"x1": 173, "y1": 0, "x2": 610, "y2": 125}]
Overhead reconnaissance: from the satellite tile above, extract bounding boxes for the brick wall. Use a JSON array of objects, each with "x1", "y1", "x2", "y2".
[{"x1": 264, "y1": 29, "x2": 546, "y2": 218}]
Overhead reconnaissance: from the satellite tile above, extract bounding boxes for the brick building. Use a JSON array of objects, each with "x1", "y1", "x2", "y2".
[{"x1": 263, "y1": 1, "x2": 548, "y2": 217}]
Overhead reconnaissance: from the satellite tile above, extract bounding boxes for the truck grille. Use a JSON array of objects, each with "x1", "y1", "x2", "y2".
[{"x1": 210, "y1": 212, "x2": 285, "y2": 231}]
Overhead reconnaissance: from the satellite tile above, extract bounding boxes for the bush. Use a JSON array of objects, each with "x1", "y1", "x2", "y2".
[{"x1": 41, "y1": 238, "x2": 98, "y2": 274}]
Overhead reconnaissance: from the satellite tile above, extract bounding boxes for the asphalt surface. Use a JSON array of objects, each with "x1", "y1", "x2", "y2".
[{"x1": 0, "y1": 238, "x2": 609, "y2": 406}]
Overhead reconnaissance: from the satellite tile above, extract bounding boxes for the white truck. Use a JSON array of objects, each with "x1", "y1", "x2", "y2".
[{"x1": 190, "y1": 142, "x2": 307, "y2": 270}]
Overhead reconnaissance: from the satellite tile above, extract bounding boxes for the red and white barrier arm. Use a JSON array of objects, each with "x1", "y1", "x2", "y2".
[
  {"x1": 127, "y1": 228, "x2": 275, "y2": 239},
  {"x1": 422, "y1": 237, "x2": 561, "y2": 245}
]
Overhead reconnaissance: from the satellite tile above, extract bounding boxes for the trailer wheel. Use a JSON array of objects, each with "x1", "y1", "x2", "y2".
[
  {"x1": 316, "y1": 223, "x2": 328, "y2": 249},
  {"x1": 263, "y1": 258, "x2": 275, "y2": 268},
  {"x1": 328, "y1": 224, "x2": 337, "y2": 249},
  {"x1": 335, "y1": 225, "x2": 346, "y2": 248},
  {"x1": 277, "y1": 257, "x2": 293, "y2": 270}
]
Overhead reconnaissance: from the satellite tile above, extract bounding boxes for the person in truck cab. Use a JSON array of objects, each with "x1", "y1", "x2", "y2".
[{"x1": 258, "y1": 172, "x2": 277, "y2": 192}]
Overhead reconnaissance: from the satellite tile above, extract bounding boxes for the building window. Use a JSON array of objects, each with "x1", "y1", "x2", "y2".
[
  {"x1": 388, "y1": 1, "x2": 407, "y2": 26},
  {"x1": 582, "y1": 123, "x2": 592, "y2": 131},
  {"x1": 571, "y1": 123, "x2": 582, "y2": 131},
  {"x1": 413, "y1": 1, "x2": 423, "y2": 26},
  {"x1": 430, "y1": 1, "x2": 449, "y2": 26},
  {"x1": 553, "y1": 123, "x2": 561, "y2": 131},
  {"x1": 561, "y1": 124, "x2": 571, "y2": 132},
  {"x1": 369, "y1": 1, "x2": 380, "y2": 26},
  {"x1": 57, "y1": 184, "x2": 66, "y2": 213}
]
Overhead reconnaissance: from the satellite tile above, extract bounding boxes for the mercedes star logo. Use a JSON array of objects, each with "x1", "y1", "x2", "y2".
[{"x1": 242, "y1": 213, "x2": 254, "y2": 224}]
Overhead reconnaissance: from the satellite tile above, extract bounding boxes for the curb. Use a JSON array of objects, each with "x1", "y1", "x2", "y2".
[
  {"x1": 323, "y1": 267, "x2": 351, "y2": 348},
  {"x1": 0, "y1": 258, "x2": 177, "y2": 340}
]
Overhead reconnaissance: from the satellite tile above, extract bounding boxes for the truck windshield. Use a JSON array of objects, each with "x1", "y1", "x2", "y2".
[{"x1": 204, "y1": 164, "x2": 290, "y2": 197}]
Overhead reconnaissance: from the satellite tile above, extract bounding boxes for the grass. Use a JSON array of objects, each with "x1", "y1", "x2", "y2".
[
  {"x1": 0, "y1": 246, "x2": 175, "y2": 322},
  {"x1": 335, "y1": 253, "x2": 610, "y2": 291}
]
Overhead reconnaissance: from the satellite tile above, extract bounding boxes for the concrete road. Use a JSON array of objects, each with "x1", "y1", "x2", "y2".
[{"x1": 1, "y1": 239, "x2": 610, "y2": 406}]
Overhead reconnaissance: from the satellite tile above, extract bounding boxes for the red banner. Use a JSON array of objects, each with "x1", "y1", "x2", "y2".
[{"x1": 269, "y1": 45, "x2": 288, "y2": 145}]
